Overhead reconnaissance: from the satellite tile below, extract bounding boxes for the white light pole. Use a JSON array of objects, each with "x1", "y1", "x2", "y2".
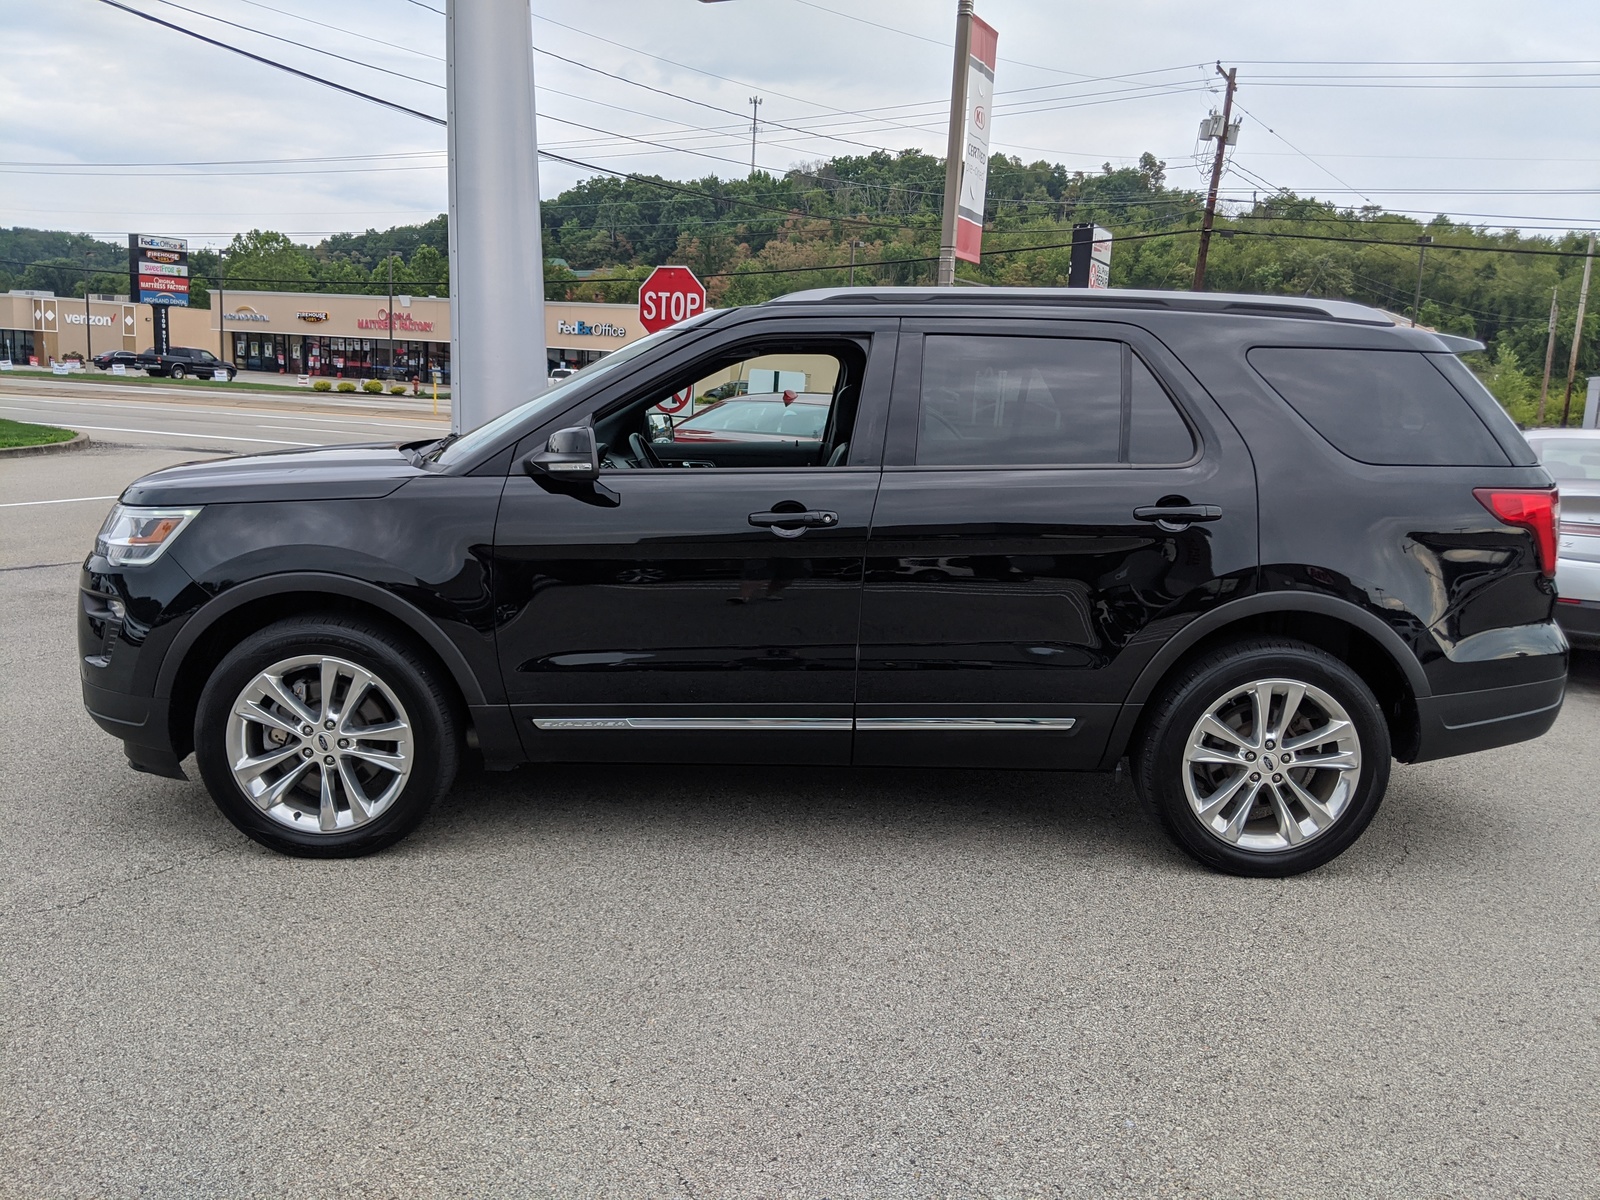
[{"x1": 446, "y1": 0, "x2": 546, "y2": 433}]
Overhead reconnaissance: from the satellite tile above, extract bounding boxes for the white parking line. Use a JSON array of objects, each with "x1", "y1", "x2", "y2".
[
  {"x1": 0, "y1": 495, "x2": 119, "y2": 508},
  {"x1": 0, "y1": 391, "x2": 443, "y2": 430},
  {"x1": 0, "y1": 415, "x2": 318, "y2": 447}
]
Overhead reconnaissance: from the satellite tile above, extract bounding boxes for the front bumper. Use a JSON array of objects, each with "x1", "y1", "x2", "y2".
[{"x1": 82, "y1": 678, "x2": 186, "y2": 778}]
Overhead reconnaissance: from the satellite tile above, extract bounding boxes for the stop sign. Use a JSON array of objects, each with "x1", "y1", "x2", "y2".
[{"x1": 637, "y1": 265, "x2": 706, "y2": 335}]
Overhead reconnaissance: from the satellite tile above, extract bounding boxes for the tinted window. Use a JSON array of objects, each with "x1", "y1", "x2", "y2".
[
  {"x1": 1249, "y1": 348, "x2": 1509, "y2": 466},
  {"x1": 1129, "y1": 356, "x2": 1196, "y2": 463},
  {"x1": 919, "y1": 336, "x2": 1122, "y2": 466}
]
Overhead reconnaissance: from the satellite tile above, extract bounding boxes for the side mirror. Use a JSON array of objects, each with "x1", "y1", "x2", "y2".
[{"x1": 523, "y1": 425, "x2": 599, "y2": 483}]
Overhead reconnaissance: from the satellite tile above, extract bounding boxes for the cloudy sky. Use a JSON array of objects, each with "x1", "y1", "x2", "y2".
[{"x1": 2, "y1": 0, "x2": 1597, "y2": 249}]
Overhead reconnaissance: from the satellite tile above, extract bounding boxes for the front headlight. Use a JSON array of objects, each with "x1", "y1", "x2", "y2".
[{"x1": 94, "y1": 504, "x2": 201, "y2": 567}]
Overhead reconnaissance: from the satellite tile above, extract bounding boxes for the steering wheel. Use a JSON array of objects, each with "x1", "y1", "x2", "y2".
[{"x1": 628, "y1": 431, "x2": 664, "y2": 469}]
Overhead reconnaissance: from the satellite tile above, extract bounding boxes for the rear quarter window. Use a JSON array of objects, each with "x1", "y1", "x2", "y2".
[{"x1": 1247, "y1": 347, "x2": 1510, "y2": 467}]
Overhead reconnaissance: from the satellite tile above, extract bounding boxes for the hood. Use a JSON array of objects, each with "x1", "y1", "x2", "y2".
[{"x1": 120, "y1": 443, "x2": 428, "y2": 506}]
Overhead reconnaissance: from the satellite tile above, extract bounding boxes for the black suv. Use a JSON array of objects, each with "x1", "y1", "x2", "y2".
[
  {"x1": 136, "y1": 345, "x2": 236, "y2": 381},
  {"x1": 80, "y1": 288, "x2": 1567, "y2": 874}
]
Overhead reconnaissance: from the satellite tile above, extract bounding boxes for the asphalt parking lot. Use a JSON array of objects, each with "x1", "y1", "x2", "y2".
[{"x1": 3, "y1": 406, "x2": 1598, "y2": 1198}]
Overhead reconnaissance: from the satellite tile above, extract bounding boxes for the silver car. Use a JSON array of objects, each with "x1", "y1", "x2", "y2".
[{"x1": 1525, "y1": 428, "x2": 1600, "y2": 648}]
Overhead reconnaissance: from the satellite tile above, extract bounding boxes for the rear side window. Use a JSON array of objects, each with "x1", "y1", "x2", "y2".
[
  {"x1": 1248, "y1": 348, "x2": 1510, "y2": 466},
  {"x1": 917, "y1": 335, "x2": 1195, "y2": 467}
]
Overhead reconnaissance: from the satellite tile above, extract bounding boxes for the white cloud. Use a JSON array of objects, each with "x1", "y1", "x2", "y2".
[{"x1": 1, "y1": 0, "x2": 1596, "y2": 247}]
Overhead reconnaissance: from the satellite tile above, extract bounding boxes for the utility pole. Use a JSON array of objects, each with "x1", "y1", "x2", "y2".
[
  {"x1": 1559, "y1": 232, "x2": 1595, "y2": 427},
  {"x1": 387, "y1": 254, "x2": 395, "y2": 380},
  {"x1": 1192, "y1": 63, "x2": 1238, "y2": 293},
  {"x1": 1537, "y1": 286, "x2": 1559, "y2": 424},
  {"x1": 217, "y1": 249, "x2": 227, "y2": 366},
  {"x1": 748, "y1": 96, "x2": 762, "y2": 175},
  {"x1": 1411, "y1": 235, "x2": 1433, "y2": 327},
  {"x1": 938, "y1": 0, "x2": 976, "y2": 287},
  {"x1": 82, "y1": 253, "x2": 92, "y2": 365},
  {"x1": 848, "y1": 239, "x2": 863, "y2": 286}
]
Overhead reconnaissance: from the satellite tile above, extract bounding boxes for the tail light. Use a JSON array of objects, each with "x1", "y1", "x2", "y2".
[{"x1": 1474, "y1": 487, "x2": 1559, "y2": 577}]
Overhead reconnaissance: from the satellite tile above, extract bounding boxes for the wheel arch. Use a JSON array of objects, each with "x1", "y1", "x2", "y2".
[
  {"x1": 157, "y1": 573, "x2": 488, "y2": 758},
  {"x1": 1104, "y1": 593, "x2": 1431, "y2": 767}
]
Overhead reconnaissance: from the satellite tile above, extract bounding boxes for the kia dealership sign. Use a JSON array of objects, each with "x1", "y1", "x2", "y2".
[{"x1": 637, "y1": 266, "x2": 705, "y2": 335}]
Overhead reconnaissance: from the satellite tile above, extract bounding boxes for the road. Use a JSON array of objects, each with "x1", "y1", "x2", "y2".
[
  {"x1": 2, "y1": 384, "x2": 1597, "y2": 1198},
  {"x1": 0, "y1": 374, "x2": 450, "y2": 455}
]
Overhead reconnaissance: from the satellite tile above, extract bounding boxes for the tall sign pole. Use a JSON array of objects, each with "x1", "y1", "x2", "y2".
[
  {"x1": 938, "y1": 4, "x2": 996, "y2": 286},
  {"x1": 1559, "y1": 233, "x2": 1595, "y2": 428},
  {"x1": 446, "y1": 0, "x2": 546, "y2": 433},
  {"x1": 1192, "y1": 64, "x2": 1238, "y2": 293}
]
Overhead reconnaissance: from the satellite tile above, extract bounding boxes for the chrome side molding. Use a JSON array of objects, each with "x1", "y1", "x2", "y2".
[
  {"x1": 533, "y1": 717, "x2": 853, "y2": 731},
  {"x1": 855, "y1": 717, "x2": 1077, "y2": 730},
  {"x1": 533, "y1": 716, "x2": 1075, "y2": 732}
]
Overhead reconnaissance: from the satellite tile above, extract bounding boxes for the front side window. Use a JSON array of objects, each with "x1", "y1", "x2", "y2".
[
  {"x1": 916, "y1": 335, "x2": 1194, "y2": 467},
  {"x1": 595, "y1": 342, "x2": 865, "y2": 470}
]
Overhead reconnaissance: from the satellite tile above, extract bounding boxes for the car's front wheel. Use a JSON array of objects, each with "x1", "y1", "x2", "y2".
[
  {"x1": 194, "y1": 615, "x2": 459, "y2": 857},
  {"x1": 1132, "y1": 638, "x2": 1391, "y2": 877}
]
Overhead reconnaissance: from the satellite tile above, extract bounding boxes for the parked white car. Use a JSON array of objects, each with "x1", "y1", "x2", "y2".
[{"x1": 1525, "y1": 428, "x2": 1600, "y2": 648}]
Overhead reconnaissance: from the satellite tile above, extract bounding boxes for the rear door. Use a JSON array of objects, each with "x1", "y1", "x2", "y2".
[{"x1": 856, "y1": 317, "x2": 1259, "y2": 769}]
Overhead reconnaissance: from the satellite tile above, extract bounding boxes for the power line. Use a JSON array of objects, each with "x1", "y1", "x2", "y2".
[
  {"x1": 93, "y1": 0, "x2": 447, "y2": 125},
  {"x1": 146, "y1": 0, "x2": 443, "y2": 89}
]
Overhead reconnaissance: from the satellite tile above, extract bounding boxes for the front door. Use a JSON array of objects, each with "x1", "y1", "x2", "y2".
[
  {"x1": 491, "y1": 318, "x2": 897, "y2": 765},
  {"x1": 856, "y1": 318, "x2": 1258, "y2": 769}
]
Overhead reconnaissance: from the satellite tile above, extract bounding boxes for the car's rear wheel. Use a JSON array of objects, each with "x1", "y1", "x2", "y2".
[
  {"x1": 169, "y1": 364, "x2": 186, "y2": 380},
  {"x1": 194, "y1": 616, "x2": 459, "y2": 857},
  {"x1": 1132, "y1": 638, "x2": 1391, "y2": 877}
]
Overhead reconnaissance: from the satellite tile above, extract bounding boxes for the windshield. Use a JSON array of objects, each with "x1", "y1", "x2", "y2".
[
  {"x1": 1533, "y1": 438, "x2": 1600, "y2": 481},
  {"x1": 435, "y1": 310, "x2": 720, "y2": 468}
]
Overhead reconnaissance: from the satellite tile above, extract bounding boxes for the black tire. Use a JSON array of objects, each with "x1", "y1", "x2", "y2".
[
  {"x1": 1131, "y1": 637, "x2": 1391, "y2": 877},
  {"x1": 194, "y1": 615, "x2": 459, "y2": 857},
  {"x1": 169, "y1": 364, "x2": 185, "y2": 380}
]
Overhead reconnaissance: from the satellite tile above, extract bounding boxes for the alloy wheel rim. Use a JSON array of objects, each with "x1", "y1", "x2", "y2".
[
  {"x1": 224, "y1": 654, "x2": 413, "y2": 834},
  {"x1": 1181, "y1": 677, "x2": 1361, "y2": 853}
]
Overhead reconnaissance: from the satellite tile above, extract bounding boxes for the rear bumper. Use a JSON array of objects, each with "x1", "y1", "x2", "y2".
[
  {"x1": 1556, "y1": 597, "x2": 1600, "y2": 647},
  {"x1": 1410, "y1": 674, "x2": 1566, "y2": 763}
]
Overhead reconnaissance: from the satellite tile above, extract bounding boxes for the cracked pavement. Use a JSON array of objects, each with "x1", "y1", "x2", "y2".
[{"x1": 3, "y1": 441, "x2": 1598, "y2": 1199}]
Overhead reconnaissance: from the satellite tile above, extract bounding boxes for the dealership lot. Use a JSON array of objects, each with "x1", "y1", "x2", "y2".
[{"x1": 2, "y1": 399, "x2": 1597, "y2": 1197}]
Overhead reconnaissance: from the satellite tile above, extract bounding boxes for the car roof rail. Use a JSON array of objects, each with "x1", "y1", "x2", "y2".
[{"x1": 765, "y1": 286, "x2": 1397, "y2": 326}]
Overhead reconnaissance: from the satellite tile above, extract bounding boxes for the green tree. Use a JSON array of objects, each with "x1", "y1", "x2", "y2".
[
  {"x1": 223, "y1": 230, "x2": 316, "y2": 291},
  {"x1": 1480, "y1": 343, "x2": 1537, "y2": 426}
]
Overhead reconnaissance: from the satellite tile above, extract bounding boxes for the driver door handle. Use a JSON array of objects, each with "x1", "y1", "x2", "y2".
[
  {"x1": 748, "y1": 509, "x2": 839, "y2": 529},
  {"x1": 1133, "y1": 504, "x2": 1222, "y2": 525}
]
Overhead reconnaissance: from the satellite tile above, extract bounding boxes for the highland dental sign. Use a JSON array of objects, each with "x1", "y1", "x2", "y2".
[{"x1": 556, "y1": 319, "x2": 627, "y2": 339}]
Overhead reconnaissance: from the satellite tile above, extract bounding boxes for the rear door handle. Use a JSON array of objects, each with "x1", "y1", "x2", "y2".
[
  {"x1": 748, "y1": 509, "x2": 839, "y2": 529},
  {"x1": 1134, "y1": 504, "x2": 1223, "y2": 525}
]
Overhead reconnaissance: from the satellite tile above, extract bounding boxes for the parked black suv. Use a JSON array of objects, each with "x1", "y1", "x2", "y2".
[
  {"x1": 136, "y1": 345, "x2": 236, "y2": 381},
  {"x1": 80, "y1": 289, "x2": 1567, "y2": 874}
]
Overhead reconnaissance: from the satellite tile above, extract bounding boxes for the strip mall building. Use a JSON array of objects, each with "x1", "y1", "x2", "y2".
[{"x1": 0, "y1": 289, "x2": 645, "y2": 380}]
